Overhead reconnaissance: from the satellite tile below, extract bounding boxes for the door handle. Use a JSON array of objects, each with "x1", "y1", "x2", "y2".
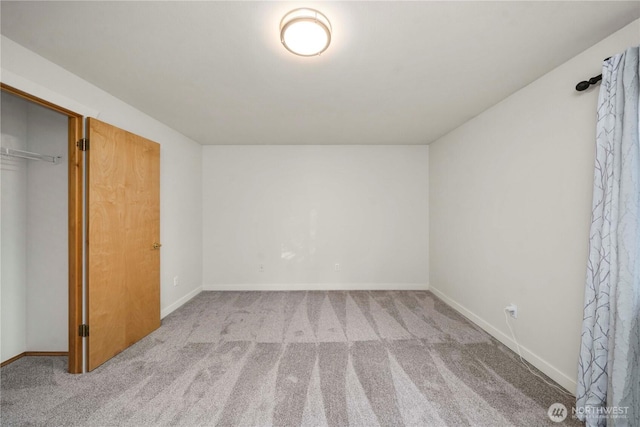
[{"x1": 153, "y1": 242, "x2": 162, "y2": 250}]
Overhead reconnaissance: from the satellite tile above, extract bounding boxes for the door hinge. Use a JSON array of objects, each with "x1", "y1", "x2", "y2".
[
  {"x1": 79, "y1": 324, "x2": 89, "y2": 337},
  {"x1": 77, "y1": 138, "x2": 89, "y2": 151}
]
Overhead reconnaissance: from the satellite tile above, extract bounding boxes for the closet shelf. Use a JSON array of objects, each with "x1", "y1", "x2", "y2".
[{"x1": 0, "y1": 146, "x2": 61, "y2": 164}]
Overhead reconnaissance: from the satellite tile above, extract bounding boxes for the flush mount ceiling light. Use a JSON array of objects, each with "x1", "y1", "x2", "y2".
[{"x1": 280, "y1": 8, "x2": 332, "y2": 57}]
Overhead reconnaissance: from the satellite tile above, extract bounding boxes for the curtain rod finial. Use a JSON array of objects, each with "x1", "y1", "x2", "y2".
[{"x1": 576, "y1": 81, "x2": 591, "y2": 91}]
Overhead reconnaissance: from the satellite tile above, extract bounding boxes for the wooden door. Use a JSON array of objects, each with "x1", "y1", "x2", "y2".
[{"x1": 86, "y1": 118, "x2": 161, "y2": 371}]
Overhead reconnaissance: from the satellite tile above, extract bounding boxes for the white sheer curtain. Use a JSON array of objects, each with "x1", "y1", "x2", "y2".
[{"x1": 576, "y1": 46, "x2": 639, "y2": 427}]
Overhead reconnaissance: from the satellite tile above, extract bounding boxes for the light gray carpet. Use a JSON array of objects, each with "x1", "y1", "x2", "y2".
[{"x1": 1, "y1": 291, "x2": 579, "y2": 426}]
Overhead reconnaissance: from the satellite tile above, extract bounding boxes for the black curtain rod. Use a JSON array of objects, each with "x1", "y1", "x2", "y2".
[{"x1": 576, "y1": 57, "x2": 612, "y2": 91}]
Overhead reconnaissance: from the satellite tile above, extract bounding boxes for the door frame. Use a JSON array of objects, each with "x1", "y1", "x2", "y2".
[{"x1": 1, "y1": 83, "x2": 84, "y2": 373}]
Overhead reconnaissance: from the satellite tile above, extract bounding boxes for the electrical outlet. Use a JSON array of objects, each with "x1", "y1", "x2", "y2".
[
  {"x1": 334, "y1": 263, "x2": 340, "y2": 272},
  {"x1": 259, "y1": 264, "x2": 264, "y2": 273},
  {"x1": 505, "y1": 304, "x2": 518, "y2": 319},
  {"x1": 173, "y1": 276, "x2": 179, "y2": 287}
]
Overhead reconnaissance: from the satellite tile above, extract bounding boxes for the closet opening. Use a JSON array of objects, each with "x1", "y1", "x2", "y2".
[{"x1": 1, "y1": 83, "x2": 83, "y2": 374}]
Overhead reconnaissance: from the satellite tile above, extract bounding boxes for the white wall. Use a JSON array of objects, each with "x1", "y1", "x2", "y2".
[
  {"x1": 1, "y1": 92, "x2": 29, "y2": 361},
  {"x1": 203, "y1": 145, "x2": 429, "y2": 290},
  {"x1": 428, "y1": 20, "x2": 640, "y2": 392},
  {"x1": 25, "y1": 102, "x2": 68, "y2": 351},
  {"x1": 1, "y1": 36, "x2": 203, "y2": 321}
]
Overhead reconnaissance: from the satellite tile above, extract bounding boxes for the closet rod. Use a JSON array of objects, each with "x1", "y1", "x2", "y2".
[
  {"x1": 575, "y1": 57, "x2": 611, "y2": 91},
  {"x1": 0, "y1": 147, "x2": 61, "y2": 164}
]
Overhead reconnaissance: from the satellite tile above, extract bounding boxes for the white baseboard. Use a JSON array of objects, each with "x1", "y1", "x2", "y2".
[
  {"x1": 161, "y1": 286, "x2": 203, "y2": 319},
  {"x1": 429, "y1": 286, "x2": 576, "y2": 394},
  {"x1": 202, "y1": 283, "x2": 429, "y2": 291}
]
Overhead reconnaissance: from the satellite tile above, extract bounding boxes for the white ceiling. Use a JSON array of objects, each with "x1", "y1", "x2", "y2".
[{"x1": 1, "y1": 1, "x2": 639, "y2": 145}]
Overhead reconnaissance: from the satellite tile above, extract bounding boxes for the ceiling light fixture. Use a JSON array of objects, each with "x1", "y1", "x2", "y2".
[{"x1": 280, "y1": 8, "x2": 332, "y2": 57}]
